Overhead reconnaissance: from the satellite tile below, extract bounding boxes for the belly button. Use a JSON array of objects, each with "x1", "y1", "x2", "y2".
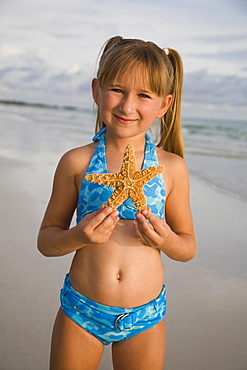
[{"x1": 117, "y1": 273, "x2": 121, "y2": 281}]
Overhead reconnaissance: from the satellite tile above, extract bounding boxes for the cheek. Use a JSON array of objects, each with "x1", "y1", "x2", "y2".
[
  {"x1": 141, "y1": 104, "x2": 160, "y2": 121},
  {"x1": 100, "y1": 94, "x2": 116, "y2": 111}
]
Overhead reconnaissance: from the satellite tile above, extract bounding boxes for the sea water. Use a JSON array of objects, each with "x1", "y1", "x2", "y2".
[
  {"x1": 0, "y1": 102, "x2": 246, "y2": 200},
  {"x1": 183, "y1": 116, "x2": 247, "y2": 201}
]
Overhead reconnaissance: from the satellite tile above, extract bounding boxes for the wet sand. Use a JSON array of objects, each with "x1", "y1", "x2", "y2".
[
  {"x1": 0, "y1": 102, "x2": 247, "y2": 370},
  {"x1": 1, "y1": 150, "x2": 247, "y2": 369}
]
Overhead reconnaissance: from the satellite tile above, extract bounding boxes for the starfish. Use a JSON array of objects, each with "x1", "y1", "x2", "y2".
[{"x1": 85, "y1": 143, "x2": 165, "y2": 212}]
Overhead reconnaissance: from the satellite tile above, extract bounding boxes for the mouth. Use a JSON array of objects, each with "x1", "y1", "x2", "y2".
[{"x1": 114, "y1": 115, "x2": 137, "y2": 124}]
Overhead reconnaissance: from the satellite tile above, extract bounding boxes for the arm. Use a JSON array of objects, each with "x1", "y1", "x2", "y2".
[
  {"x1": 37, "y1": 149, "x2": 119, "y2": 257},
  {"x1": 133, "y1": 156, "x2": 197, "y2": 262}
]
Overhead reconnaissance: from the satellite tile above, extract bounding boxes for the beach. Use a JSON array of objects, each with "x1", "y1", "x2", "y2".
[{"x1": 1, "y1": 102, "x2": 247, "y2": 370}]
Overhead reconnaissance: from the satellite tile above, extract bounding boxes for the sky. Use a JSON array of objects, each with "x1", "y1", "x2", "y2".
[{"x1": 0, "y1": 0, "x2": 247, "y2": 120}]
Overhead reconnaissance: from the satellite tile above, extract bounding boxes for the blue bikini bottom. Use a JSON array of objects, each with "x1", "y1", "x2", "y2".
[{"x1": 60, "y1": 273, "x2": 166, "y2": 345}]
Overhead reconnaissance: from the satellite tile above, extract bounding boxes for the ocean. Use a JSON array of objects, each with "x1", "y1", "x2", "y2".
[{"x1": 0, "y1": 102, "x2": 247, "y2": 201}]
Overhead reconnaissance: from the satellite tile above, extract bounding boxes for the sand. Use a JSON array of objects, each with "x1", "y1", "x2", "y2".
[{"x1": 1, "y1": 152, "x2": 247, "y2": 370}]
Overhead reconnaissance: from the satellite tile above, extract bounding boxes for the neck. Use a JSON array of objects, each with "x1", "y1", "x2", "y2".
[{"x1": 105, "y1": 129, "x2": 147, "y2": 153}]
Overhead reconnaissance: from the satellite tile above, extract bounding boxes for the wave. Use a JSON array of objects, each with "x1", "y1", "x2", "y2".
[{"x1": 0, "y1": 99, "x2": 92, "y2": 113}]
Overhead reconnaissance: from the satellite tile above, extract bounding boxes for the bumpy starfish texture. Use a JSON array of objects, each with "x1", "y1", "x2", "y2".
[{"x1": 85, "y1": 143, "x2": 165, "y2": 212}]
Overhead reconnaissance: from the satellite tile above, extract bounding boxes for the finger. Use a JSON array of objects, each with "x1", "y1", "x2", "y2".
[
  {"x1": 133, "y1": 213, "x2": 148, "y2": 236},
  {"x1": 88, "y1": 206, "x2": 117, "y2": 229},
  {"x1": 133, "y1": 216, "x2": 155, "y2": 246},
  {"x1": 82, "y1": 204, "x2": 105, "y2": 221},
  {"x1": 135, "y1": 212, "x2": 162, "y2": 245},
  {"x1": 96, "y1": 210, "x2": 119, "y2": 231},
  {"x1": 93, "y1": 211, "x2": 119, "y2": 242},
  {"x1": 135, "y1": 212, "x2": 155, "y2": 233},
  {"x1": 132, "y1": 220, "x2": 144, "y2": 242},
  {"x1": 141, "y1": 209, "x2": 165, "y2": 236}
]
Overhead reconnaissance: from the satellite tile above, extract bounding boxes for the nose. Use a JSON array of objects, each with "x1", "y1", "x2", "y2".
[{"x1": 118, "y1": 94, "x2": 136, "y2": 115}]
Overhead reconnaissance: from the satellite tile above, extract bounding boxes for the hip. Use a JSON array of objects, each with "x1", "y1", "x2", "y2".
[{"x1": 60, "y1": 273, "x2": 167, "y2": 345}]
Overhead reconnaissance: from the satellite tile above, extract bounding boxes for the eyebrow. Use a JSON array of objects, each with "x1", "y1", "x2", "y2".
[
  {"x1": 108, "y1": 83, "x2": 123, "y2": 88},
  {"x1": 108, "y1": 83, "x2": 154, "y2": 94}
]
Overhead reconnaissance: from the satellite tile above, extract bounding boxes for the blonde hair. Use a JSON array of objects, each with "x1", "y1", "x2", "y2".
[{"x1": 94, "y1": 36, "x2": 184, "y2": 157}]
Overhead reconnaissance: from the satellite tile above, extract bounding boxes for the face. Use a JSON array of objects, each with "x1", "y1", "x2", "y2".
[{"x1": 92, "y1": 69, "x2": 172, "y2": 139}]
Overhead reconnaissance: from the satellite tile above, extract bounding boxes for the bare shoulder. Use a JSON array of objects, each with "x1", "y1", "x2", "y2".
[
  {"x1": 156, "y1": 147, "x2": 188, "y2": 174},
  {"x1": 39, "y1": 142, "x2": 97, "y2": 230},
  {"x1": 156, "y1": 147, "x2": 189, "y2": 195},
  {"x1": 57, "y1": 142, "x2": 97, "y2": 176}
]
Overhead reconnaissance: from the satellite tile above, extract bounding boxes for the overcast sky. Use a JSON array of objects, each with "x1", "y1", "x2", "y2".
[{"x1": 0, "y1": 0, "x2": 247, "y2": 119}]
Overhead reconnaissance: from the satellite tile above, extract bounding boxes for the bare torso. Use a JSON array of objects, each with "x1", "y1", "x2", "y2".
[
  {"x1": 69, "y1": 218, "x2": 164, "y2": 308},
  {"x1": 68, "y1": 140, "x2": 166, "y2": 308}
]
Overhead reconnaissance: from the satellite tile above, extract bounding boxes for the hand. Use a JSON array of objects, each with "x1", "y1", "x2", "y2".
[
  {"x1": 132, "y1": 208, "x2": 172, "y2": 249},
  {"x1": 76, "y1": 205, "x2": 119, "y2": 245}
]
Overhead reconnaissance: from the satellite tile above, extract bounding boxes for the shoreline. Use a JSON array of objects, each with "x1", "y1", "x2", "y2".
[
  {"x1": 1, "y1": 152, "x2": 247, "y2": 369},
  {"x1": 189, "y1": 170, "x2": 247, "y2": 203},
  {"x1": 1, "y1": 102, "x2": 247, "y2": 202}
]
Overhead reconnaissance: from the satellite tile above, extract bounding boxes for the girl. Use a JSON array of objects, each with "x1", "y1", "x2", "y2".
[{"x1": 38, "y1": 36, "x2": 197, "y2": 370}]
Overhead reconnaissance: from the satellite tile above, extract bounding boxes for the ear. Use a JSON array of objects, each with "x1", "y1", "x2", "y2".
[
  {"x1": 92, "y1": 78, "x2": 99, "y2": 105},
  {"x1": 156, "y1": 94, "x2": 172, "y2": 118}
]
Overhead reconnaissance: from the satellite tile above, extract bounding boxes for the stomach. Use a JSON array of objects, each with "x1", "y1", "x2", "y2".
[{"x1": 69, "y1": 219, "x2": 164, "y2": 308}]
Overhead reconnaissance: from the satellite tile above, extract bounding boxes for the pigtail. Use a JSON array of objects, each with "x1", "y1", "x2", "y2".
[
  {"x1": 100, "y1": 36, "x2": 123, "y2": 55},
  {"x1": 158, "y1": 48, "x2": 184, "y2": 158},
  {"x1": 94, "y1": 37, "x2": 185, "y2": 157}
]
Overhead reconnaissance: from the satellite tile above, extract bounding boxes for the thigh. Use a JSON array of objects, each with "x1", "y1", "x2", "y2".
[
  {"x1": 112, "y1": 319, "x2": 166, "y2": 370},
  {"x1": 50, "y1": 308, "x2": 105, "y2": 370}
]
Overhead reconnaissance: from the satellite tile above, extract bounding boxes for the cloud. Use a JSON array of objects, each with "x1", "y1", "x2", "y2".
[
  {"x1": 0, "y1": 0, "x2": 247, "y2": 118},
  {"x1": 192, "y1": 49, "x2": 247, "y2": 64},
  {"x1": 184, "y1": 70, "x2": 247, "y2": 107},
  {"x1": 192, "y1": 32, "x2": 247, "y2": 45},
  {"x1": 0, "y1": 45, "x2": 93, "y2": 106}
]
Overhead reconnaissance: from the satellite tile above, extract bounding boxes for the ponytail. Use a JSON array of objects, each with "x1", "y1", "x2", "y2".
[
  {"x1": 158, "y1": 48, "x2": 184, "y2": 158},
  {"x1": 94, "y1": 37, "x2": 185, "y2": 158}
]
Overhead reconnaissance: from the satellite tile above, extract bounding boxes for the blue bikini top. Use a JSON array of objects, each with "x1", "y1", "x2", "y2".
[{"x1": 76, "y1": 128, "x2": 166, "y2": 222}]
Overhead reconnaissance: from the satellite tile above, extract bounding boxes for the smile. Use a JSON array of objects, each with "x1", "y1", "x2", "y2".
[{"x1": 114, "y1": 115, "x2": 137, "y2": 124}]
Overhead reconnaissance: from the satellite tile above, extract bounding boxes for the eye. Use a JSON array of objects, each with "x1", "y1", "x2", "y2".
[
  {"x1": 111, "y1": 88, "x2": 124, "y2": 94},
  {"x1": 139, "y1": 93, "x2": 151, "y2": 99}
]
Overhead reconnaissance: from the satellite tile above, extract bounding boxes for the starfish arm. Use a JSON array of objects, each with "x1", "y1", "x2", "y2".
[
  {"x1": 119, "y1": 144, "x2": 137, "y2": 174},
  {"x1": 107, "y1": 188, "x2": 129, "y2": 209},
  {"x1": 134, "y1": 166, "x2": 165, "y2": 186},
  {"x1": 129, "y1": 187, "x2": 147, "y2": 212},
  {"x1": 85, "y1": 173, "x2": 121, "y2": 187}
]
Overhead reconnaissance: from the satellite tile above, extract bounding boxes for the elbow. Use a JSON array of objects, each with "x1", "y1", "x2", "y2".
[
  {"x1": 182, "y1": 241, "x2": 198, "y2": 262},
  {"x1": 181, "y1": 252, "x2": 196, "y2": 263},
  {"x1": 37, "y1": 233, "x2": 52, "y2": 257},
  {"x1": 173, "y1": 234, "x2": 198, "y2": 262},
  {"x1": 37, "y1": 242, "x2": 49, "y2": 257}
]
